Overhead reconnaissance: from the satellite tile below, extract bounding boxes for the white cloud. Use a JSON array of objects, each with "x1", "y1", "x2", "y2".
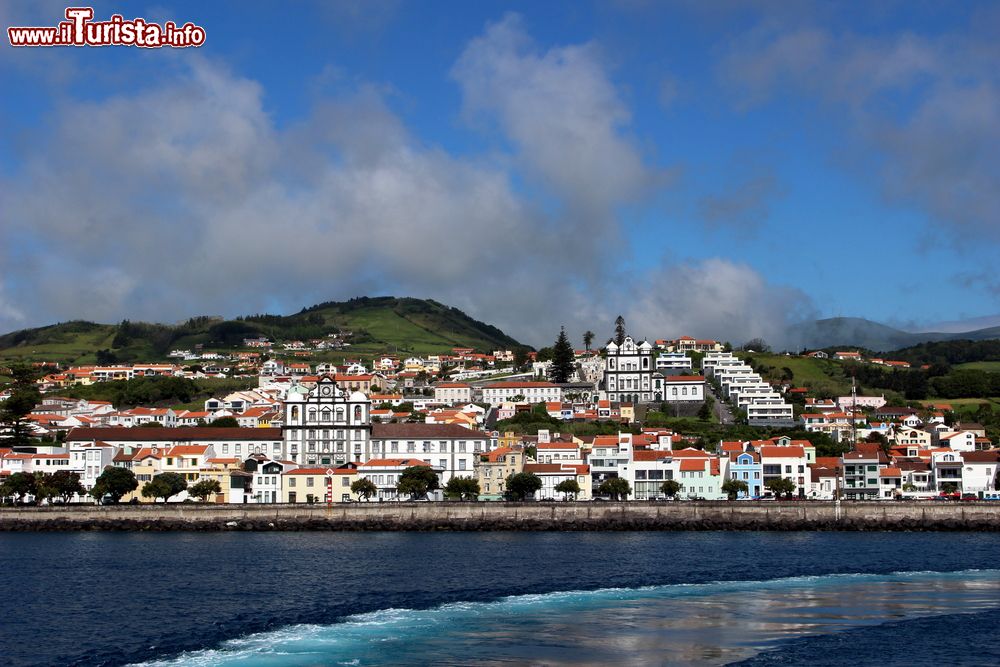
[{"x1": 0, "y1": 17, "x2": 812, "y2": 349}]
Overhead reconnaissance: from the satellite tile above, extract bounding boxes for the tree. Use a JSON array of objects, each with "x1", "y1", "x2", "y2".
[
  {"x1": 554, "y1": 478, "x2": 581, "y2": 500},
  {"x1": 444, "y1": 476, "x2": 481, "y2": 500},
  {"x1": 351, "y1": 478, "x2": 378, "y2": 501},
  {"x1": 188, "y1": 479, "x2": 222, "y2": 502},
  {"x1": 764, "y1": 477, "x2": 796, "y2": 498},
  {"x1": 722, "y1": 478, "x2": 748, "y2": 500},
  {"x1": 48, "y1": 470, "x2": 85, "y2": 502},
  {"x1": 0, "y1": 471, "x2": 36, "y2": 504},
  {"x1": 743, "y1": 338, "x2": 770, "y2": 353},
  {"x1": 0, "y1": 364, "x2": 41, "y2": 448},
  {"x1": 141, "y1": 472, "x2": 188, "y2": 502},
  {"x1": 512, "y1": 348, "x2": 531, "y2": 369},
  {"x1": 614, "y1": 315, "x2": 627, "y2": 346},
  {"x1": 137, "y1": 421, "x2": 164, "y2": 428},
  {"x1": 598, "y1": 477, "x2": 631, "y2": 501},
  {"x1": 583, "y1": 331, "x2": 595, "y2": 352},
  {"x1": 698, "y1": 397, "x2": 714, "y2": 421},
  {"x1": 549, "y1": 327, "x2": 576, "y2": 384},
  {"x1": 90, "y1": 467, "x2": 138, "y2": 504},
  {"x1": 505, "y1": 472, "x2": 542, "y2": 500},
  {"x1": 660, "y1": 479, "x2": 683, "y2": 499},
  {"x1": 207, "y1": 416, "x2": 239, "y2": 428},
  {"x1": 396, "y1": 465, "x2": 439, "y2": 500}
]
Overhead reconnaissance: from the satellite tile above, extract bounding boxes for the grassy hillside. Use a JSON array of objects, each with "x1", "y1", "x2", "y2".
[
  {"x1": 0, "y1": 297, "x2": 525, "y2": 366},
  {"x1": 738, "y1": 352, "x2": 857, "y2": 397}
]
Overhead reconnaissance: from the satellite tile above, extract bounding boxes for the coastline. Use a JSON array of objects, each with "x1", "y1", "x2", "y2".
[{"x1": 2, "y1": 501, "x2": 999, "y2": 532}]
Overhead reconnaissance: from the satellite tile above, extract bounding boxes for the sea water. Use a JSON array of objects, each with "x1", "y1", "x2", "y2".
[{"x1": 3, "y1": 532, "x2": 1000, "y2": 666}]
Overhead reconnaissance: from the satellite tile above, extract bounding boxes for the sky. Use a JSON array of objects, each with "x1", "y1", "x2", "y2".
[{"x1": 2, "y1": 0, "x2": 1000, "y2": 349}]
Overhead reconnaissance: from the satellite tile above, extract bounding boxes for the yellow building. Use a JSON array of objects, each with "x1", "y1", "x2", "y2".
[
  {"x1": 283, "y1": 463, "x2": 361, "y2": 503},
  {"x1": 475, "y1": 446, "x2": 524, "y2": 499},
  {"x1": 198, "y1": 457, "x2": 243, "y2": 503}
]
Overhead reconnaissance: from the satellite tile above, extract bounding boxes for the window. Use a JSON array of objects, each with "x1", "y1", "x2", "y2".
[
  {"x1": 307, "y1": 477, "x2": 314, "y2": 487},
  {"x1": 459, "y1": 460, "x2": 467, "y2": 471},
  {"x1": 439, "y1": 459, "x2": 446, "y2": 469},
  {"x1": 222, "y1": 444, "x2": 229, "y2": 454},
  {"x1": 289, "y1": 477, "x2": 297, "y2": 487}
]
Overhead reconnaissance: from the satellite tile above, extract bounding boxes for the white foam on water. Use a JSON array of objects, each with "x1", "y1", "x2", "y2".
[{"x1": 130, "y1": 569, "x2": 1000, "y2": 667}]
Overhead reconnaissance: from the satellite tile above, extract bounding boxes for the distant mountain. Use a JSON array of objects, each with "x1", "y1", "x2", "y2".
[
  {"x1": 787, "y1": 317, "x2": 1000, "y2": 353},
  {"x1": 0, "y1": 296, "x2": 525, "y2": 366}
]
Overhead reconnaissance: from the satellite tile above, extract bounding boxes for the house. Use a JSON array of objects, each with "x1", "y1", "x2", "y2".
[
  {"x1": 659, "y1": 376, "x2": 706, "y2": 403},
  {"x1": 66, "y1": 427, "x2": 285, "y2": 462},
  {"x1": 726, "y1": 450, "x2": 763, "y2": 498},
  {"x1": 894, "y1": 427, "x2": 933, "y2": 449},
  {"x1": 939, "y1": 431, "x2": 977, "y2": 452},
  {"x1": 675, "y1": 455, "x2": 724, "y2": 500},
  {"x1": 358, "y1": 458, "x2": 444, "y2": 501},
  {"x1": 808, "y1": 459, "x2": 840, "y2": 500},
  {"x1": 759, "y1": 445, "x2": 811, "y2": 498},
  {"x1": 481, "y1": 381, "x2": 562, "y2": 406},
  {"x1": 433, "y1": 383, "x2": 473, "y2": 405},
  {"x1": 523, "y1": 463, "x2": 592, "y2": 500},
  {"x1": 833, "y1": 351, "x2": 862, "y2": 361},
  {"x1": 654, "y1": 352, "x2": 693, "y2": 374},
  {"x1": 959, "y1": 451, "x2": 1000, "y2": 494},
  {"x1": 842, "y1": 444, "x2": 888, "y2": 499},
  {"x1": 535, "y1": 442, "x2": 583, "y2": 465},
  {"x1": 879, "y1": 467, "x2": 903, "y2": 499},
  {"x1": 283, "y1": 464, "x2": 360, "y2": 503},
  {"x1": 476, "y1": 447, "x2": 524, "y2": 499},
  {"x1": 931, "y1": 450, "x2": 964, "y2": 492},
  {"x1": 370, "y1": 423, "x2": 488, "y2": 485}
]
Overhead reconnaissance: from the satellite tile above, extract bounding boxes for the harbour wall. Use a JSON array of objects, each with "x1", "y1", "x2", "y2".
[{"x1": 2, "y1": 501, "x2": 1000, "y2": 531}]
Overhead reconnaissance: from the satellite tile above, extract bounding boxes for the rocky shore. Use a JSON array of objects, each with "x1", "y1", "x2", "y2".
[{"x1": 2, "y1": 501, "x2": 1000, "y2": 531}]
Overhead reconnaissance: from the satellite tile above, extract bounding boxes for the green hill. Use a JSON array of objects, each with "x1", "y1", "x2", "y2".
[{"x1": 0, "y1": 297, "x2": 525, "y2": 366}]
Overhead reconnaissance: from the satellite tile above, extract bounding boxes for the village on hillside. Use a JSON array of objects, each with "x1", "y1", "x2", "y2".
[{"x1": 1, "y1": 319, "x2": 998, "y2": 505}]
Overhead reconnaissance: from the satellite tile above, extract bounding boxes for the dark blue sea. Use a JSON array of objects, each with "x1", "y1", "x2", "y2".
[{"x1": 3, "y1": 532, "x2": 1000, "y2": 666}]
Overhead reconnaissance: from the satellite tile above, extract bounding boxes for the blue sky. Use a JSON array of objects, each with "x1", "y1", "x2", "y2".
[{"x1": 2, "y1": 1, "x2": 999, "y2": 347}]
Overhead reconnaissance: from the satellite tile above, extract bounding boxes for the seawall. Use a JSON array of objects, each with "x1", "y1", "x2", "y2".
[{"x1": 2, "y1": 501, "x2": 1000, "y2": 531}]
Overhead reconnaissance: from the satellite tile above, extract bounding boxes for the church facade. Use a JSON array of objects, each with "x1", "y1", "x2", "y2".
[
  {"x1": 282, "y1": 375, "x2": 372, "y2": 466},
  {"x1": 603, "y1": 336, "x2": 658, "y2": 403}
]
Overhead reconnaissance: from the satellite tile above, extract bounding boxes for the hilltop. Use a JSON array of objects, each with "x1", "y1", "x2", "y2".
[
  {"x1": 787, "y1": 317, "x2": 1000, "y2": 353},
  {"x1": 0, "y1": 297, "x2": 525, "y2": 366}
]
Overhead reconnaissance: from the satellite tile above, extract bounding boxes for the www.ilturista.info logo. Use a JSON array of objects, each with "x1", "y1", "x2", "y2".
[{"x1": 8, "y1": 7, "x2": 205, "y2": 48}]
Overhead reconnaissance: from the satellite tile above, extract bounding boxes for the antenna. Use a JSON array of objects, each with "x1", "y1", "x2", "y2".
[{"x1": 851, "y1": 373, "x2": 857, "y2": 446}]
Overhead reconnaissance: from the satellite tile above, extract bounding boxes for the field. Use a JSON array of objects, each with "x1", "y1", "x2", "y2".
[
  {"x1": 0, "y1": 325, "x2": 117, "y2": 366},
  {"x1": 954, "y1": 361, "x2": 1000, "y2": 372},
  {"x1": 736, "y1": 352, "x2": 853, "y2": 396}
]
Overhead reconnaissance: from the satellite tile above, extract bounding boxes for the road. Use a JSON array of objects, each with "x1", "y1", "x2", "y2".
[{"x1": 707, "y1": 383, "x2": 735, "y2": 425}]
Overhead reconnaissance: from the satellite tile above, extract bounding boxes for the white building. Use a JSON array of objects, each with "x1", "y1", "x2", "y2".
[
  {"x1": 434, "y1": 382, "x2": 473, "y2": 404},
  {"x1": 481, "y1": 381, "x2": 562, "y2": 406},
  {"x1": 358, "y1": 459, "x2": 445, "y2": 501},
  {"x1": 282, "y1": 375, "x2": 372, "y2": 466},
  {"x1": 523, "y1": 462, "x2": 592, "y2": 500},
  {"x1": 659, "y1": 376, "x2": 705, "y2": 402},
  {"x1": 370, "y1": 423, "x2": 488, "y2": 485},
  {"x1": 604, "y1": 336, "x2": 656, "y2": 403},
  {"x1": 655, "y1": 352, "x2": 694, "y2": 374}
]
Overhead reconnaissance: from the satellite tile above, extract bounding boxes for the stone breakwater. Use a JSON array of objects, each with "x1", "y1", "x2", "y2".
[{"x1": 2, "y1": 501, "x2": 1000, "y2": 531}]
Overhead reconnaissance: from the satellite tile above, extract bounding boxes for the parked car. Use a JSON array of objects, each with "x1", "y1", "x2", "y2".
[{"x1": 961, "y1": 493, "x2": 979, "y2": 502}]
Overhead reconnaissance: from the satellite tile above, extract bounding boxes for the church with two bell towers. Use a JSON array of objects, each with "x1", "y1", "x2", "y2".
[{"x1": 282, "y1": 374, "x2": 372, "y2": 467}]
